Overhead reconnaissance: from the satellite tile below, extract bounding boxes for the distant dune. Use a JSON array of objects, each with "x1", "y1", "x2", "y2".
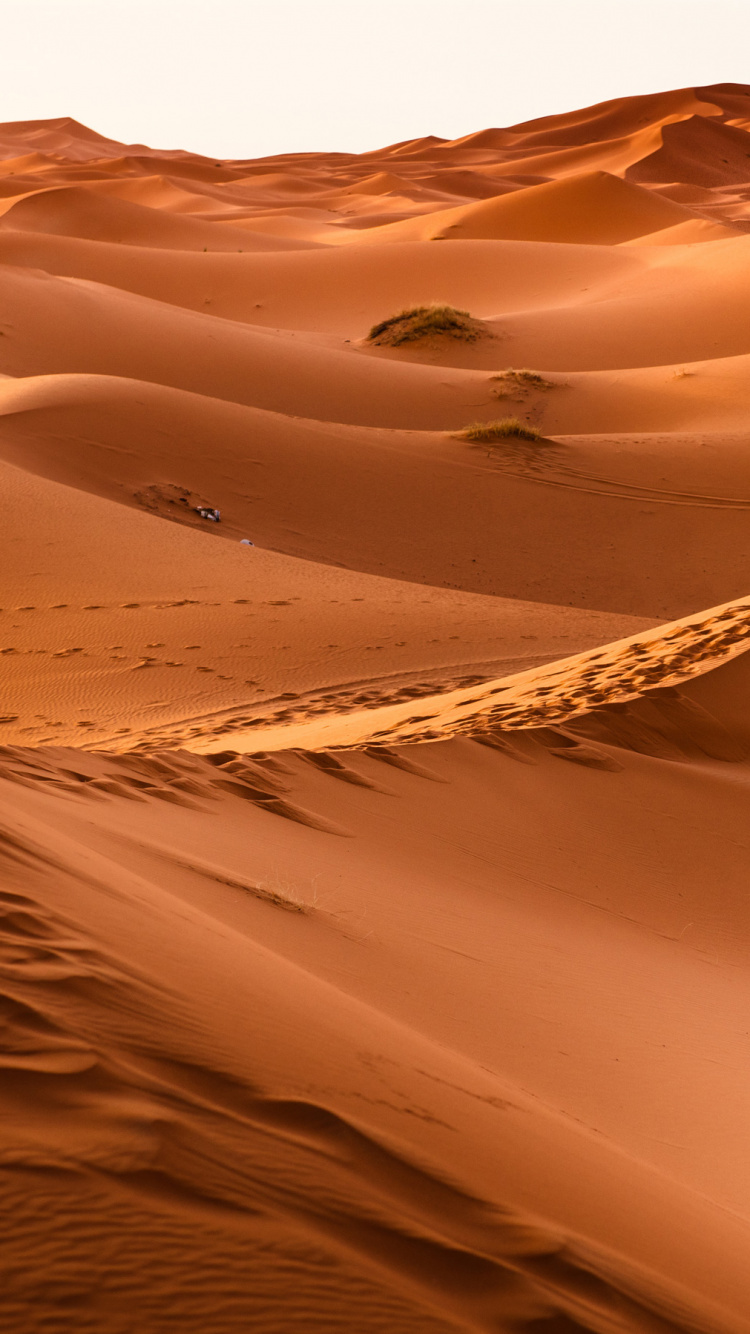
[{"x1": 2, "y1": 87, "x2": 750, "y2": 1334}]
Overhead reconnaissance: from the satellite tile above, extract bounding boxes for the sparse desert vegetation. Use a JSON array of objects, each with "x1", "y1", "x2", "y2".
[
  {"x1": 252, "y1": 870, "x2": 320, "y2": 913},
  {"x1": 491, "y1": 368, "x2": 558, "y2": 396},
  {"x1": 461, "y1": 417, "x2": 543, "y2": 442},
  {"x1": 367, "y1": 304, "x2": 483, "y2": 345}
]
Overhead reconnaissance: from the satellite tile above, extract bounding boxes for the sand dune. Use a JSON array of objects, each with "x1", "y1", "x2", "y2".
[
  {"x1": 2, "y1": 87, "x2": 750, "y2": 1333},
  {"x1": 1, "y1": 450, "x2": 648, "y2": 751},
  {"x1": 488, "y1": 353, "x2": 750, "y2": 432},
  {"x1": 0, "y1": 185, "x2": 294, "y2": 250},
  {"x1": 627, "y1": 112, "x2": 750, "y2": 187},
  {"x1": 499, "y1": 87, "x2": 724, "y2": 148},
  {"x1": 220, "y1": 595, "x2": 750, "y2": 753},
  {"x1": 5, "y1": 743, "x2": 750, "y2": 1333},
  {"x1": 5, "y1": 259, "x2": 750, "y2": 431},
  {"x1": 5, "y1": 227, "x2": 750, "y2": 375},
  {"x1": 0, "y1": 227, "x2": 654, "y2": 329},
  {"x1": 355, "y1": 171, "x2": 698, "y2": 245},
  {"x1": 623, "y1": 217, "x2": 742, "y2": 244},
  {"x1": 0, "y1": 265, "x2": 504, "y2": 425},
  {"x1": 3, "y1": 370, "x2": 750, "y2": 618},
  {"x1": 470, "y1": 127, "x2": 665, "y2": 183},
  {"x1": 0, "y1": 115, "x2": 138, "y2": 161}
]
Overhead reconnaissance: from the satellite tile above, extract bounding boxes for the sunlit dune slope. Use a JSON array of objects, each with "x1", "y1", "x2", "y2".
[
  {"x1": 491, "y1": 86, "x2": 724, "y2": 147},
  {"x1": 0, "y1": 230, "x2": 646, "y2": 329},
  {"x1": 623, "y1": 217, "x2": 742, "y2": 245},
  {"x1": 6, "y1": 262, "x2": 750, "y2": 429},
  {"x1": 217, "y1": 595, "x2": 750, "y2": 753},
  {"x1": 353, "y1": 172, "x2": 698, "y2": 245},
  {"x1": 0, "y1": 115, "x2": 151, "y2": 161}
]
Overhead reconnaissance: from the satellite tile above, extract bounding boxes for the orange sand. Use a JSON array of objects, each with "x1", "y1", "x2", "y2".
[{"x1": 2, "y1": 87, "x2": 750, "y2": 1333}]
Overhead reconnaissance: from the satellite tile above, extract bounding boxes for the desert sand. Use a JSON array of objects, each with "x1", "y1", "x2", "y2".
[{"x1": 2, "y1": 84, "x2": 750, "y2": 1333}]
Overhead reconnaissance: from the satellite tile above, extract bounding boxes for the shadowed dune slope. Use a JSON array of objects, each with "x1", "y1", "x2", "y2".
[
  {"x1": 1, "y1": 372, "x2": 750, "y2": 618},
  {"x1": 3, "y1": 682, "x2": 750, "y2": 1332},
  {"x1": 623, "y1": 217, "x2": 742, "y2": 245},
  {"x1": 626, "y1": 112, "x2": 750, "y2": 187},
  {"x1": 0, "y1": 184, "x2": 321, "y2": 251}
]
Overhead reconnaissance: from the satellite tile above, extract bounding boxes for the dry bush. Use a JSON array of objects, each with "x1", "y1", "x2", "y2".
[
  {"x1": 491, "y1": 368, "x2": 558, "y2": 397},
  {"x1": 462, "y1": 418, "x2": 543, "y2": 442},
  {"x1": 368, "y1": 304, "x2": 481, "y2": 346},
  {"x1": 252, "y1": 870, "x2": 320, "y2": 913}
]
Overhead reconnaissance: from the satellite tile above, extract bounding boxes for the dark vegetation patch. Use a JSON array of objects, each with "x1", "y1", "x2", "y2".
[
  {"x1": 461, "y1": 418, "x2": 543, "y2": 442},
  {"x1": 367, "y1": 304, "x2": 484, "y2": 346},
  {"x1": 491, "y1": 368, "x2": 561, "y2": 398}
]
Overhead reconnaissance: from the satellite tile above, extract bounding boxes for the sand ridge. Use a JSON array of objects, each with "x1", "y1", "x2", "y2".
[{"x1": 187, "y1": 594, "x2": 750, "y2": 755}]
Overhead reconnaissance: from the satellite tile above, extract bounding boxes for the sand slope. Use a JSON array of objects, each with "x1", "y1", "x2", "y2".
[
  {"x1": 2, "y1": 371, "x2": 750, "y2": 618},
  {"x1": 0, "y1": 184, "x2": 316, "y2": 251},
  {"x1": 355, "y1": 171, "x2": 698, "y2": 245}
]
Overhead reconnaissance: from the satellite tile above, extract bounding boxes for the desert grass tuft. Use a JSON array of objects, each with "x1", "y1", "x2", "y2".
[
  {"x1": 462, "y1": 418, "x2": 543, "y2": 443},
  {"x1": 491, "y1": 368, "x2": 558, "y2": 396},
  {"x1": 368, "y1": 304, "x2": 480, "y2": 346},
  {"x1": 252, "y1": 870, "x2": 320, "y2": 913}
]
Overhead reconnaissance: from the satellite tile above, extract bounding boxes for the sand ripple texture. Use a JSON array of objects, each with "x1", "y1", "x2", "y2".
[{"x1": 185, "y1": 595, "x2": 750, "y2": 754}]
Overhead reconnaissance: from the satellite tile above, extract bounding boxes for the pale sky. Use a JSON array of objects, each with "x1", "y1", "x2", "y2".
[{"x1": 1, "y1": 0, "x2": 748, "y2": 159}]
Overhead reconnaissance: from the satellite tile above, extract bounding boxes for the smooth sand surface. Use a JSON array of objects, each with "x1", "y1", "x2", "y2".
[{"x1": 2, "y1": 87, "x2": 750, "y2": 1333}]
